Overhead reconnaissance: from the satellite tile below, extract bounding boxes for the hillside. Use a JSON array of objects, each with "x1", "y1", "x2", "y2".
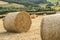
[
  {"x1": 0, "y1": 1, "x2": 25, "y2": 8},
  {"x1": 47, "y1": 0, "x2": 60, "y2": 3},
  {"x1": 0, "y1": 0, "x2": 47, "y2": 6},
  {"x1": 0, "y1": 1, "x2": 8, "y2": 4},
  {"x1": 0, "y1": 0, "x2": 60, "y2": 14},
  {"x1": 0, "y1": 1, "x2": 26, "y2": 14},
  {"x1": 0, "y1": 0, "x2": 60, "y2": 6},
  {"x1": 1, "y1": 0, "x2": 47, "y2": 4}
]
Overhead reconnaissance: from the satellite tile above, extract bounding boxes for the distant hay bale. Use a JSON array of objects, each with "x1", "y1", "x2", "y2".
[
  {"x1": 41, "y1": 14, "x2": 60, "y2": 40},
  {"x1": 3, "y1": 12, "x2": 32, "y2": 33},
  {"x1": 36, "y1": 15, "x2": 39, "y2": 17},
  {"x1": 30, "y1": 14, "x2": 37, "y2": 19},
  {"x1": 30, "y1": 15, "x2": 36, "y2": 19}
]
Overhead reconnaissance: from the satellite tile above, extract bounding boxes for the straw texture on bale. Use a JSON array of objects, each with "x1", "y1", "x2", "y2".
[
  {"x1": 3, "y1": 12, "x2": 32, "y2": 33},
  {"x1": 41, "y1": 14, "x2": 60, "y2": 40}
]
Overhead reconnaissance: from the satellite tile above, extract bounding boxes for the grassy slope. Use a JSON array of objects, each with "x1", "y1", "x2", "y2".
[
  {"x1": 0, "y1": 1, "x2": 8, "y2": 4},
  {"x1": 47, "y1": 0, "x2": 59, "y2": 3},
  {"x1": 0, "y1": 1, "x2": 25, "y2": 8}
]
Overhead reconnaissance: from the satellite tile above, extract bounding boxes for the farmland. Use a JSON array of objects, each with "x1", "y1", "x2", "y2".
[
  {"x1": 0, "y1": 15, "x2": 43, "y2": 40},
  {"x1": 0, "y1": 0, "x2": 60, "y2": 40}
]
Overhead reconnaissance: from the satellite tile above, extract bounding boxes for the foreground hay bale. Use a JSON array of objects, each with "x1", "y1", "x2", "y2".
[
  {"x1": 41, "y1": 14, "x2": 60, "y2": 40},
  {"x1": 3, "y1": 12, "x2": 32, "y2": 33}
]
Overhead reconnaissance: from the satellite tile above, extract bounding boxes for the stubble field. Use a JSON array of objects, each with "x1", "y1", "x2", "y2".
[{"x1": 0, "y1": 15, "x2": 43, "y2": 40}]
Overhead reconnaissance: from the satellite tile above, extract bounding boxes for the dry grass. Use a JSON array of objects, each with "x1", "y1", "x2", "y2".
[
  {"x1": 0, "y1": 15, "x2": 43, "y2": 40},
  {"x1": 0, "y1": 1, "x2": 25, "y2": 8},
  {"x1": 0, "y1": 1, "x2": 8, "y2": 4}
]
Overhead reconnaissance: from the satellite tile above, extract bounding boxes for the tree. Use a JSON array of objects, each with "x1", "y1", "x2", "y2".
[
  {"x1": 46, "y1": 2, "x2": 54, "y2": 8},
  {"x1": 56, "y1": 2, "x2": 59, "y2": 6}
]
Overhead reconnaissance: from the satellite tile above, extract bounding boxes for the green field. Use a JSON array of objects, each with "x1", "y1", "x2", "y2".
[
  {"x1": 0, "y1": 1, "x2": 59, "y2": 16},
  {"x1": 47, "y1": 0, "x2": 59, "y2": 3}
]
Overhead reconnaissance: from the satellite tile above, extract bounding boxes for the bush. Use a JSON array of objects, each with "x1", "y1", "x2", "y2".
[
  {"x1": 0, "y1": 6, "x2": 27, "y2": 14},
  {"x1": 35, "y1": 12, "x2": 44, "y2": 15}
]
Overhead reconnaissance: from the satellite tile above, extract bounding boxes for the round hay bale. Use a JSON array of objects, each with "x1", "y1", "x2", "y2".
[
  {"x1": 41, "y1": 14, "x2": 60, "y2": 40},
  {"x1": 3, "y1": 12, "x2": 32, "y2": 33},
  {"x1": 30, "y1": 14, "x2": 37, "y2": 19},
  {"x1": 30, "y1": 15, "x2": 36, "y2": 19},
  {"x1": 36, "y1": 15, "x2": 39, "y2": 17}
]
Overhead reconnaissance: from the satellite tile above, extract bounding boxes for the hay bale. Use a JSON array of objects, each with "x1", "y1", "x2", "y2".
[
  {"x1": 41, "y1": 14, "x2": 60, "y2": 40},
  {"x1": 30, "y1": 14, "x2": 37, "y2": 19},
  {"x1": 30, "y1": 15, "x2": 36, "y2": 19},
  {"x1": 36, "y1": 15, "x2": 39, "y2": 17},
  {"x1": 3, "y1": 12, "x2": 32, "y2": 33}
]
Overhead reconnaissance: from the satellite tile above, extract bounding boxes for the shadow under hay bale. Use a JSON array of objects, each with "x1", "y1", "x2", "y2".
[
  {"x1": 3, "y1": 12, "x2": 32, "y2": 33},
  {"x1": 0, "y1": 15, "x2": 5, "y2": 18},
  {"x1": 41, "y1": 14, "x2": 60, "y2": 40}
]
